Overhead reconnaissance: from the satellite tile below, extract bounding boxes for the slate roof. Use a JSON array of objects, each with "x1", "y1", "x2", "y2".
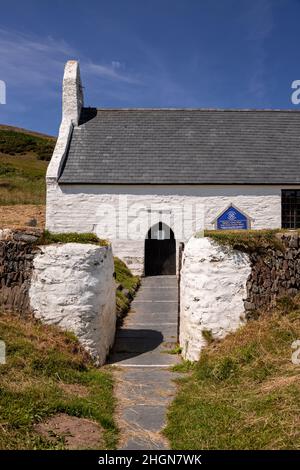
[{"x1": 59, "y1": 108, "x2": 300, "y2": 184}]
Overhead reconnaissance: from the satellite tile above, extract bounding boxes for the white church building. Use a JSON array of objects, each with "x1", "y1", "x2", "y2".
[{"x1": 46, "y1": 60, "x2": 300, "y2": 275}]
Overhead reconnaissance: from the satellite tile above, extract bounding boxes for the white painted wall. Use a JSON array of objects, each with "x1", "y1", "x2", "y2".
[
  {"x1": 29, "y1": 243, "x2": 116, "y2": 365},
  {"x1": 46, "y1": 182, "x2": 289, "y2": 274},
  {"x1": 179, "y1": 236, "x2": 251, "y2": 361}
]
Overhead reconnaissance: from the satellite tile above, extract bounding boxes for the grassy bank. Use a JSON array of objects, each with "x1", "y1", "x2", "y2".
[
  {"x1": 0, "y1": 314, "x2": 117, "y2": 449},
  {"x1": 0, "y1": 127, "x2": 55, "y2": 160},
  {"x1": 165, "y1": 301, "x2": 300, "y2": 449},
  {"x1": 0, "y1": 126, "x2": 54, "y2": 205},
  {"x1": 0, "y1": 153, "x2": 47, "y2": 205}
]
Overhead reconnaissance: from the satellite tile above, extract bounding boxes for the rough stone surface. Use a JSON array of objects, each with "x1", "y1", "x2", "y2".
[
  {"x1": 180, "y1": 236, "x2": 251, "y2": 361},
  {"x1": 244, "y1": 232, "x2": 300, "y2": 316},
  {"x1": 0, "y1": 229, "x2": 41, "y2": 314},
  {"x1": 29, "y1": 243, "x2": 116, "y2": 365}
]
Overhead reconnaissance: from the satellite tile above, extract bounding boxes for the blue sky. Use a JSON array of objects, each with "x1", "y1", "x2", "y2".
[{"x1": 0, "y1": 0, "x2": 300, "y2": 135}]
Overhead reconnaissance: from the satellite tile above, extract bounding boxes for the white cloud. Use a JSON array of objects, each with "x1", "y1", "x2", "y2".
[
  {"x1": 0, "y1": 28, "x2": 139, "y2": 92},
  {"x1": 0, "y1": 28, "x2": 74, "y2": 88},
  {"x1": 0, "y1": 26, "x2": 198, "y2": 116},
  {"x1": 84, "y1": 61, "x2": 140, "y2": 84}
]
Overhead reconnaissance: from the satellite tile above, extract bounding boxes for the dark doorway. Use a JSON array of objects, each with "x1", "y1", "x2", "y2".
[{"x1": 144, "y1": 222, "x2": 176, "y2": 276}]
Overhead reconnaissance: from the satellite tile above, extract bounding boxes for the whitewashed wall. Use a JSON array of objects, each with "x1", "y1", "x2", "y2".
[
  {"x1": 46, "y1": 182, "x2": 286, "y2": 274},
  {"x1": 29, "y1": 243, "x2": 116, "y2": 365},
  {"x1": 179, "y1": 236, "x2": 251, "y2": 361}
]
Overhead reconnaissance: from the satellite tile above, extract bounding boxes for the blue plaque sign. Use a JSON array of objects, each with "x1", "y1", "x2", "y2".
[{"x1": 216, "y1": 205, "x2": 249, "y2": 230}]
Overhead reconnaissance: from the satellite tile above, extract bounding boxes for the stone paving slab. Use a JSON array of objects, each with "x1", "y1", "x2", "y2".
[
  {"x1": 123, "y1": 323, "x2": 178, "y2": 337},
  {"x1": 113, "y1": 337, "x2": 164, "y2": 354},
  {"x1": 130, "y1": 302, "x2": 178, "y2": 315},
  {"x1": 136, "y1": 288, "x2": 178, "y2": 301},
  {"x1": 116, "y1": 326, "x2": 177, "y2": 338},
  {"x1": 141, "y1": 276, "x2": 178, "y2": 288},
  {"x1": 113, "y1": 366, "x2": 180, "y2": 450},
  {"x1": 121, "y1": 437, "x2": 165, "y2": 450},
  {"x1": 123, "y1": 405, "x2": 167, "y2": 432},
  {"x1": 116, "y1": 367, "x2": 180, "y2": 403},
  {"x1": 109, "y1": 350, "x2": 180, "y2": 366}
]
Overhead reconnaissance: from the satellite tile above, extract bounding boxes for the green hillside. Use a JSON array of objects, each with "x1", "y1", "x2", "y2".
[{"x1": 0, "y1": 125, "x2": 56, "y2": 205}]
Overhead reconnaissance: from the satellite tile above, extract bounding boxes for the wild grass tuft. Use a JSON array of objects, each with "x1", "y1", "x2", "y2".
[
  {"x1": 165, "y1": 304, "x2": 300, "y2": 449},
  {"x1": 39, "y1": 230, "x2": 108, "y2": 246},
  {"x1": 204, "y1": 229, "x2": 284, "y2": 253},
  {"x1": 114, "y1": 257, "x2": 140, "y2": 319},
  {"x1": 0, "y1": 313, "x2": 117, "y2": 449},
  {"x1": 202, "y1": 329, "x2": 215, "y2": 344}
]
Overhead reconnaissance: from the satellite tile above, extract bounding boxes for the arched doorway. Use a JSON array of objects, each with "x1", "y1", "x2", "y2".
[{"x1": 144, "y1": 222, "x2": 176, "y2": 276}]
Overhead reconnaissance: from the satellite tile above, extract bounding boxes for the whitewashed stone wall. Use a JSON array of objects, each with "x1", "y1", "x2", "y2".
[
  {"x1": 29, "y1": 243, "x2": 116, "y2": 365},
  {"x1": 180, "y1": 236, "x2": 251, "y2": 361},
  {"x1": 46, "y1": 182, "x2": 285, "y2": 274}
]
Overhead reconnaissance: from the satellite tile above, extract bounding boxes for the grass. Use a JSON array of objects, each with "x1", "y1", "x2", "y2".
[
  {"x1": 201, "y1": 329, "x2": 214, "y2": 345},
  {"x1": 114, "y1": 257, "x2": 140, "y2": 320},
  {"x1": 165, "y1": 298, "x2": 300, "y2": 449},
  {"x1": 163, "y1": 344, "x2": 182, "y2": 355},
  {"x1": 0, "y1": 153, "x2": 48, "y2": 205},
  {"x1": 0, "y1": 126, "x2": 54, "y2": 205},
  {"x1": 0, "y1": 313, "x2": 117, "y2": 450},
  {"x1": 203, "y1": 229, "x2": 285, "y2": 253},
  {"x1": 39, "y1": 230, "x2": 109, "y2": 246}
]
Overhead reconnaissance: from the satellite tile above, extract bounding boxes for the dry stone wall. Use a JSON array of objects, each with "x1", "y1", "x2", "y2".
[
  {"x1": 244, "y1": 232, "x2": 300, "y2": 317},
  {"x1": 0, "y1": 229, "x2": 41, "y2": 314}
]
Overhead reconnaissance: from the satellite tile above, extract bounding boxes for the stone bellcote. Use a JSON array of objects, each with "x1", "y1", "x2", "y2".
[
  {"x1": 46, "y1": 60, "x2": 84, "y2": 182},
  {"x1": 62, "y1": 60, "x2": 84, "y2": 126}
]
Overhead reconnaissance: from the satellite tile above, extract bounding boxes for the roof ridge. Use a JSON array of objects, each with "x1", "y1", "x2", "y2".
[{"x1": 83, "y1": 107, "x2": 300, "y2": 113}]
